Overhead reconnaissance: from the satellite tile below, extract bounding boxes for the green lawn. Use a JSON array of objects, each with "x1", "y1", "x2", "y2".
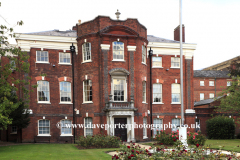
[
  {"x1": 0, "y1": 144, "x2": 117, "y2": 160},
  {"x1": 205, "y1": 139, "x2": 240, "y2": 152}
]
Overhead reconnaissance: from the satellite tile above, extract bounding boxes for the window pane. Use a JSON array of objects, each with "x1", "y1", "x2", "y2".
[
  {"x1": 113, "y1": 42, "x2": 124, "y2": 60},
  {"x1": 152, "y1": 57, "x2": 162, "y2": 67},
  {"x1": 113, "y1": 79, "x2": 125, "y2": 101},
  {"x1": 83, "y1": 43, "x2": 91, "y2": 61},
  {"x1": 84, "y1": 80, "x2": 92, "y2": 102},
  {"x1": 38, "y1": 81, "x2": 49, "y2": 102},
  {"x1": 153, "y1": 84, "x2": 162, "y2": 102}
]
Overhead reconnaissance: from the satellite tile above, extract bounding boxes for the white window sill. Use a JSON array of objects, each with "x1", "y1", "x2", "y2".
[
  {"x1": 58, "y1": 63, "x2": 72, "y2": 65},
  {"x1": 152, "y1": 66, "x2": 163, "y2": 68},
  {"x1": 171, "y1": 103, "x2": 181, "y2": 104},
  {"x1": 38, "y1": 102, "x2": 51, "y2": 104},
  {"x1": 82, "y1": 60, "x2": 92, "y2": 64},
  {"x1": 37, "y1": 135, "x2": 51, "y2": 136},
  {"x1": 143, "y1": 136, "x2": 148, "y2": 139},
  {"x1": 152, "y1": 102, "x2": 164, "y2": 104},
  {"x1": 112, "y1": 60, "x2": 126, "y2": 62},
  {"x1": 142, "y1": 102, "x2": 148, "y2": 104},
  {"x1": 170, "y1": 67, "x2": 180, "y2": 69},
  {"x1": 36, "y1": 62, "x2": 50, "y2": 64},
  {"x1": 200, "y1": 85, "x2": 205, "y2": 87},
  {"x1": 59, "y1": 102, "x2": 73, "y2": 104},
  {"x1": 141, "y1": 62, "x2": 147, "y2": 66},
  {"x1": 82, "y1": 102, "x2": 93, "y2": 104},
  {"x1": 10, "y1": 132, "x2": 17, "y2": 135},
  {"x1": 60, "y1": 135, "x2": 73, "y2": 136}
]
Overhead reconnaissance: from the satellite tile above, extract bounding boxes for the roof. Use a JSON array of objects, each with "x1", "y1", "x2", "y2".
[
  {"x1": 24, "y1": 30, "x2": 179, "y2": 43},
  {"x1": 194, "y1": 96, "x2": 222, "y2": 106},
  {"x1": 25, "y1": 30, "x2": 77, "y2": 37},
  {"x1": 147, "y1": 35, "x2": 179, "y2": 43},
  {"x1": 194, "y1": 70, "x2": 230, "y2": 78},
  {"x1": 202, "y1": 55, "x2": 240, "y2": 71}
]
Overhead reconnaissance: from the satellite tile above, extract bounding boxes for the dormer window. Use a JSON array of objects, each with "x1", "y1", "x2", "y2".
[{"x1": 113, "y1": 41, "x2": 124, "y2": 61}]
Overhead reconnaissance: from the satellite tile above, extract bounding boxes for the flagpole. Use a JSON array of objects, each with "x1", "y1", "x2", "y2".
[{"x1": 180, "y1": 0, "x2": 184, "y2": 125}]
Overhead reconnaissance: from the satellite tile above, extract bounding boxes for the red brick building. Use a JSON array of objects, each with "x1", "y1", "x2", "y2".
[
  {"x1": 1, "y1": 15, "x2": 197, "y2": 143},
  {"x1": 193, "y1": 70, "x2": 231, "y2": 102}
]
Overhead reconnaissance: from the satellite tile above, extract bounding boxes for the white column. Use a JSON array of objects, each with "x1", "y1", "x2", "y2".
[
  {"x1": 110, "y1": 116, "x2": 114, "y2": 136},
  {"x1": 131, "y1": 114, "x2": 136, "y2": 142}
]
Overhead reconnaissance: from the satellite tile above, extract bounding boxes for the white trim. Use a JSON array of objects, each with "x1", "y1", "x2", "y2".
[
  {"x1": 82, "y1": 42, "x2": 92, "y2": 63},
  {"x1": 58, "y1": 63, "x2": 72, "y2": 65},
  {"x1": 38, "y1": 119, "x2": 50, "y2": 136},
  {"x1": 60, "y1": 135, "x2": 73, "y2": 136},
  {"x1": 37, "y1": 81, "x2": 50, "y2": 103},
  {"x1": 185, "y1": 109, "x2": 195, "y2": 114},
  {"x1": 36, "y1": 62, "x2": 50, "y2": 64},
  {"x1": 36, "y1": 51, "x2": 49, "y2": 63},
  {"x1": 152, "y1": 102, "x2": 164, "y2": 104},
  {"x1": 127, "y1": 46, "x2": 136, "y2": 51},
  {"x1": 100, "y1": 44, "x2": 110, "y2": 50},
  {"x1": 111, "y1": 76, "x2": 127, "y2": 102},
  {"x1": 37, "y1": 135, "x2": 51, "y2": 136},
  {"x1": 59, "y1": 103, "x2": 73, "y2": 104},
  {"x1": 81, "y1": 60, "x2": 92, "y2": 64},
  {"x1": 141, "y1": 62, "x2": 147, "y2": 66},
  {"x1": 112, "y1": 41, "x2": 124, "y2": 61},
  {"x1": 59, "y1": 81, "x2": 72, "y2": 103},
  {"x1": 112, "y1": 60, "x2": 126, "y2": 62},
  {"x1": 60, "y1": 119, "x2": 72, "y2": 136},
  {"x1": 171, "y1": 103, "x2": 181, "y2": 104},
  {"x1": 83, "y1": 80, "x2": 93, "y2": 103},
  {"x1": 59, "y1": 52, "x2": 71, "y2": 64},
  {"x1": 152, "y1": 66, "x2": 163, "y2": 68},
  {"x1": 37, "y1": 102, "x2": 51, "y2": 104}
]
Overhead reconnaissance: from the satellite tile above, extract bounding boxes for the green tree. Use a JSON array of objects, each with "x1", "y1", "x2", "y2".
[
  {"x1": 0, "y1": 2, "x2": 31, "y2": 130},
  {"x1": 216, "y1": 76, "x2": 240, "y2": 122}
]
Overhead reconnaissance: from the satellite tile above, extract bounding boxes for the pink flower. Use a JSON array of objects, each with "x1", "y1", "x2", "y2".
[
  {"x1": 193, "y1": 136, "x2": 195, "y2": 140},
  {"x1": 172, "y1": 135, "x2": 174, "y2": 137},
  {"x1": 187, "y1": 131, "x2": 189, "y2": 134}
]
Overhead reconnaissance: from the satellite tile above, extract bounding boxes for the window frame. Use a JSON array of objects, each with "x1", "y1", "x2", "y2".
[
  {"x1": 227, "y1": 81, "x2": 232, "y2": 86},
  {"x1": 60, "y1": 82, "x2": 72, "y2": 103},
  {"x1": 143, "y1": 117, "x2": 148, "y2": 139},
  {"x1": 153, "y1": 118, "x2": 163, "y2": 137},
  {"x1": 84, "y1": 117, "x2": 93, "y2": 136},
  {"x1": 142, "y1": 81, "x2": 146, "y2": 103},
  {"x1": 200, "y1": 81, "x2": 204, "y2": 86},
  {"x1": 38, "y1": 119, "x2": 50, "y2": 136},
  {"x1": 11, "y1": 126, "x2": 17, "y2": 134},
  {"x1": 59, "y1": 52, "x2": 71, "y2": 64},
  {"x1": 112, "y1": 41, "x2": 124, "y2": 61},
  {"x1": 200, "y1": 93, "x2": 204, "y2": 100},
  {"x1": 36, "y1": 51, "x2": 49, "y2": 63},
  {"x1": 60, "y1": 119, "x2": 72, "y2": 136},
  {"x1": 83, "y1": 80, "x2": 93, "y2": 103},
  {"x1": 172, "y1": 118, "x2": 180, "y2": 132},
  {"x1": 153, "y1": 83, "x2": 162, "y2": 103},
  {"x1": 111, "y1": 76, "x2": 127, "y2": 102},
  {"x1": 209, "y1": 93, "x2": 214, "y2": 99},
  {"x1": 142, "y1": 45, "x2": 146, "y2": 64},
  {"x1": 171, "y1": 57, "x2": 180, "y2": 68},
  {"x1": 209, "y1": 81, "x2": 214, "y2": 86},
  {"x1": 37, "y1": 81, "x2": 50, "y2": 103},
  {"x1": 171, "y1": 84, "x2": 181, "y2": 103},
  {"x1": 152, "y1": 57, "x2": 162, "y2": 68},
  {"x1": 82, "y1": 42, "x2": 92, "y2": 62}
]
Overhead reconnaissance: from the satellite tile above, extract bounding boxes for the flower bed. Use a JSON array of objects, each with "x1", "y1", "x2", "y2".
[
  {"x1": 76, "y1": 132, "x2": 121, "y2": 149},
  {"x1": 112, "y1": 141, "x2": 240, "y2": 160}
]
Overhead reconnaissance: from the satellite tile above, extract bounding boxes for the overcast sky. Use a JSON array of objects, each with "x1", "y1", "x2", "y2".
[{"x1": 1, "y1": 0, "x2": 240, "y2": 70}]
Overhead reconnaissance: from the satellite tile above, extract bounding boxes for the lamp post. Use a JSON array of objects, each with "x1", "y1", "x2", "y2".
[
  {"x1": 149, "y1": 47, "x2": 153, "y2": 137},
  {"x1": 70, "y1": 43, "x2": 76, "y2": 143}
]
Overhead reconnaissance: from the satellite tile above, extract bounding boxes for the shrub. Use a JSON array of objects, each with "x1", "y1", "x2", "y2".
[
  {"x1": 187, "y1": 131, "x2": 206, "y2": 145},
  {"x1": 153, "y1": 130, "x2": 179, "y2": 145},
  {"x1": 76, "y1": 132, "x2": 120, "y2": 148},
  {"x1": 206, "y1": 116, "x2": 235, "y2": 139}
]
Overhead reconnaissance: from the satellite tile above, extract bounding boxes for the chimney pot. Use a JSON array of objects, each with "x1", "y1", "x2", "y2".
[{"x1": 78, "y1": 20, "x2": 81, "y2": 25}]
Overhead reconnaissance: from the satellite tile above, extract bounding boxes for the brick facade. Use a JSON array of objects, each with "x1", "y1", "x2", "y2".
[{"x1": 1, "y1": 15, "x2": 197, "y2": 143}]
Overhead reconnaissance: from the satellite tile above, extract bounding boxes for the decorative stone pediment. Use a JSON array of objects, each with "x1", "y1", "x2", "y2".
[
  {"x1": 109, "y1": 111, "x2": 134, "y2": 117},
  {"x1": 109, "y1": 68, "x2": 130, "y2": 75},
  {"x1": 99, "y1": 25, "x2": 139, "y2": 36}
]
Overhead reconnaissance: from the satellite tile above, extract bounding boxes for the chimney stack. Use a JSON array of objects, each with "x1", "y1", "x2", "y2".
[{"x1": 174, "y1": 24, "x2": 185, "y2": 42}]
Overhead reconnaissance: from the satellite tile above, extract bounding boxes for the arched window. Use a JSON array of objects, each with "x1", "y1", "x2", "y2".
[
  {"x1": 37, "y1": 81, "x2": 50, "y2": 103},
  {"x1": 82, "y1": 42, "x2": 91, "y2": 62},
  {"x1": 60, "y1": 82, "x2": 71, "y2": 103},
  {"x1": 113, "y1": 41, "x2": 124, "y2": 60}
]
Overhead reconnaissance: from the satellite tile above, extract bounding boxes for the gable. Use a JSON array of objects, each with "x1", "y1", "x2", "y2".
[{"x1": 99, "y1": 25, "x2": 139, "y2": 36}]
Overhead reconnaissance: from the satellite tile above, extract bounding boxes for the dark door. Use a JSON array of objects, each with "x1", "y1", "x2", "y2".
[{"x1": 114, "y1": 118, "x2": 127, "y2": 141}]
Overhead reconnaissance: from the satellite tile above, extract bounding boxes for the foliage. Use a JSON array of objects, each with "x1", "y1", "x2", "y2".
[
  {"x1": 153, "y1": 130, "x2": 179, "y2": 145},
  {"x1": 228, "y1": 57, "x2": 240, "y2": 77},
  {"x1": 76, "y1": 132, "x2": 121, "y2": 148},
  {"x1": 0, "y1": 3, "x2": 32, "y2": 130},
  {"x1": 206, "y1": 116, "x2": 235, "y2": 139},
  {"x1": 113, "y1": 141, "x2": 239, "y2": 160},
  {"x1": 205, "y1": 139, "x2": 240, "y2": 152},
  {"x1": 187, "y1": 131, "x2": 206, "y2": 146},
  {"x1": 216, "y1": 76, "x2": 240, "y2": 122}
]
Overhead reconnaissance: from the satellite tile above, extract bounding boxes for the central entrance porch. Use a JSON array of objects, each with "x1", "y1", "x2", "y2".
[{"x1": 114, "y1": 118, "x2": 127, "y2": 141}]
